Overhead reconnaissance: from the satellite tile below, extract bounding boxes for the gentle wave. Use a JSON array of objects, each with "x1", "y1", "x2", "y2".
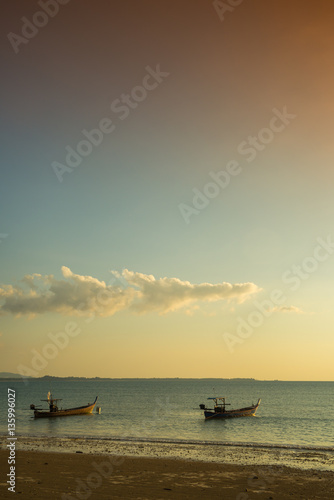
[
  {"x1": 4, "y1": 432, "x2": 333, "y2": 453},
  {"x1": 81, "y1": 435, "x2": 334, "y2": 452}
]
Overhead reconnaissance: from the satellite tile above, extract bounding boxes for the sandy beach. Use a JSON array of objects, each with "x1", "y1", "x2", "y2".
[{"x1": 1, "y1": 447, "x2": 333, "y2": 500}]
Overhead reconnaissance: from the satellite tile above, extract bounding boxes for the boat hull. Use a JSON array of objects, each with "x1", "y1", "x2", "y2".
[
  {"x1": 34, "y1": 397, "x2": 98, "y2": 418},
  {"x1": 204, "y1": 399, "x2": 261, "y2": 419}
]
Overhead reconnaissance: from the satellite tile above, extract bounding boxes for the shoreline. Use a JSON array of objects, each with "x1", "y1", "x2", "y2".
[
  {"x1": 1, "y1": 434, "x2": 333, "y2": 472},
  {"x1": 0, "y1": 448, "x2": 333, "y2": 499}
]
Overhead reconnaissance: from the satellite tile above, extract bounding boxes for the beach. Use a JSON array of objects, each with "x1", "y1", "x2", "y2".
[
  {"x1": 1, "y1": 449, "x2": 333, "y2": 499},
  {"x1": 1, "y1": 437, "x2": 333, "y2": 499}
]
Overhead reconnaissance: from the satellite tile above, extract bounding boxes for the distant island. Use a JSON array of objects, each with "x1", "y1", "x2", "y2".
[{"x1": 0, "y1": 373, "x2": 264, "y2": 381}]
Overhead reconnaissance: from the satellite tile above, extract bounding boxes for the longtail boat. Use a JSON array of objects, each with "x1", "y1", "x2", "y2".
[
  {"x1": 30, "y1": 392, "x2": 98, "y2": 418},
  {"x1": 199, "y1": 397, "x2": 261, "y2": 419}
]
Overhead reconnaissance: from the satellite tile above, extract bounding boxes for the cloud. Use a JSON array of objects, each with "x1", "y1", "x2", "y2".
[
  {"x1": 0, "y1": 267, "x2": 261, "y2": 318},
  {"x1": 123, "y1": 269, "x2": 260, "y2": 314},
  {"x1": 0, "y1": 267, "x2": 137, "y2": 318},
  {"x1": 271, "y1": 305, "x2": 304, "y2": 314}
]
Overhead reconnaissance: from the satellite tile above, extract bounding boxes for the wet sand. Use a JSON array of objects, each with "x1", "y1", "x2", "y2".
[
  {"x1": 4, "y1": 435, "x2": 334, "y2": 471},
  {"x1": 1, "y1": 449, "x2": 333, "y2": 499}
]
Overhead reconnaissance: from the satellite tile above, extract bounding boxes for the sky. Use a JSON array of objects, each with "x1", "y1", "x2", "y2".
[{"x1": 1, "y1": 0, "x2": 334, "y2": 380}]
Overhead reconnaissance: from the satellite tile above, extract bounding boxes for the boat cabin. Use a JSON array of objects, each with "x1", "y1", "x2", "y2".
[
  {"x1": 199, "y1": 397, "x2": 231, "y2": 413},
  {"x1": 40, "y1": 394, "x2": 62, "y2": 413},
  {"x1": 209, "y1": 397, "x2": 230, "y2": 413}
]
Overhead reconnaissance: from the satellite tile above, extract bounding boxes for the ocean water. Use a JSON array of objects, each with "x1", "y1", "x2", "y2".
[{"x1": 1, "y1": 378, "x2": 333, "y2": 469}]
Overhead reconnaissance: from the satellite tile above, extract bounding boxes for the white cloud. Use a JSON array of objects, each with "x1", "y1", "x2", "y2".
[
  {"x1": 0, "y1": 266, "x2": 137, "y2": 318},
  {"x1": 0, "y1": 267, "x2": 261, "y2": 317},
  {"x1": 123, "y1": 269, "x2": 260, "y2": 314}
]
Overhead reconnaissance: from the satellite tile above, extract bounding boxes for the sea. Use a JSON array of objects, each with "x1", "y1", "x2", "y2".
[{"x1": 1, "y1": 378, "x2": 333, "y2": 471}]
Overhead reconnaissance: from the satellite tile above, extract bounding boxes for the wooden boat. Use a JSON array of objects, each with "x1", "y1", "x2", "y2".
[
  {"x1": 30, "y1": 393, "x2": 98, "y2": 418},
  {"x1": 199, "y1": 397, "x2": 261, "y2": 419}
]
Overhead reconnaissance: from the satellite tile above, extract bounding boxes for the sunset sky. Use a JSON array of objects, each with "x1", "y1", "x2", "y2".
[{"x1": 1, "y1": 0, "x2": 334, "y2": 380}]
